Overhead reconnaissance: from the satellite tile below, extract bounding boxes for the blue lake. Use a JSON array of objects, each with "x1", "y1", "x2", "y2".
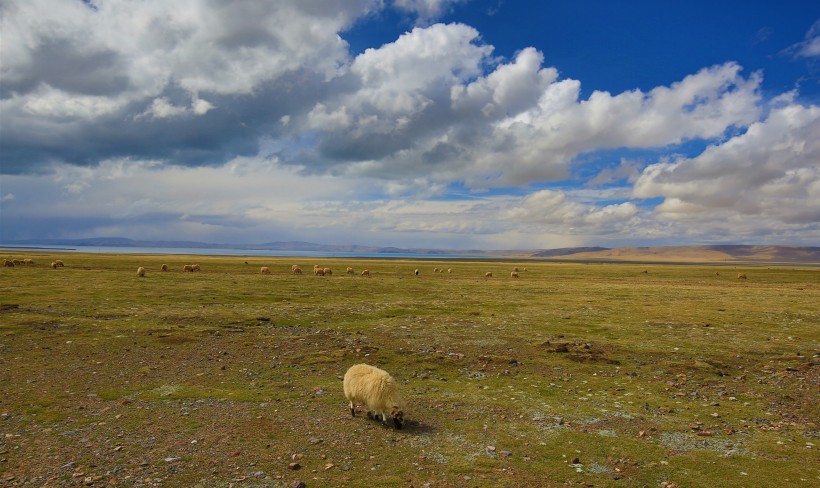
[{"x1": 0, "y1": 244, "x2": 489, "y2": 260}]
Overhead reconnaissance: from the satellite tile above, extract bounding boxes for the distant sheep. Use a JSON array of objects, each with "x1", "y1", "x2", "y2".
[
  {"x1": 361, "y1": 269, "x2": 370, "y2": 277},
  {"x1": 715, "y1": 271, "x2": 720, "y2": 276},
  {"x1": 4, "y1": 259, "x2": 13, "y2": 267},
  {"x1": 485, "y1": 272, "x2": 493, "y2": 278},
  {"x1": 343, "y1": 364, "x2": 405, "y2": 429},
  {"x1": 260, "y1": 266, "x2": 270, "y2": 274},
  {"x1": 161, "y1": 264, "x2": 168, "y2": 272},
  {"x1": 346, "y1": 267, "x2": 354, "y2": 275},
  {"x1": 292, "y1": 264, "x2": 300, "y2": 273},
  {"x1": 183, "y1": 265, "x2": 194, "y2": 272},
  {"x1": 737, "y1": 273, "x2": 747, "y2": 280},
  {"x1": 414, "y1": 269, "x2": 419, "y2": 277},
  {"x1": 323, "y1": 267, "x2": 332, "y2": 276},
  {"x1": 54, "y1": 260, "x2": 65, "y2": 267},
  {"x1": 447, "y1": 268, "x2": 452, "y2": 273},
  {"x1": 510, "y1": 271, "x2": 519, "y2": 278},
  {"x1": 293, "y1": 266, "x2": 303, "y2": 274},
  {"x1": 191, "y1": 264, "x2": 201, "y2": 271},
  {"x1": 137, "y1": 267, "x2": 146, "y2": 277},
  {"x1": 23, "y1": 258, "x2": 34, "y2": 265},
  {"x1": 433, "y1": 267, "x2": 440, "y2": 273},
  {"x1": 314, "y1": 267, "x2": 325, "y2": 276},
  {"x1": 51, "y1": 262, "x2": 57, "y2": 269}
]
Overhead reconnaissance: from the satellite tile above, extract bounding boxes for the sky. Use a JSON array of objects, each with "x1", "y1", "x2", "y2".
[{"x1": 1, "y1": 0, "x2": 819, "y2": 250}]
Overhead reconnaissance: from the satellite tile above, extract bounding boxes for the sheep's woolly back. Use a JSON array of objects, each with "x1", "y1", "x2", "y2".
[{"x1": 344, "y1": 364, "x2": 404, "y2": 420}]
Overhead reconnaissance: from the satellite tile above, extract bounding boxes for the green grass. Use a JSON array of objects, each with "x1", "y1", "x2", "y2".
[{"x1": 0, "y1": 252, "x2": 818, "y2": 486}]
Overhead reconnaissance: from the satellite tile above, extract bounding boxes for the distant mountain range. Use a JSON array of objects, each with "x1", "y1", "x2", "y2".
[{"x1": 2, "y1": 238, "x2": 819, "y2": 264}]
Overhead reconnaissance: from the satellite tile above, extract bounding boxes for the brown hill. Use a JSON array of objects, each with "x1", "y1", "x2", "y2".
[{"x1": 547, "y1": 245, "x2": 820, "y2": 264}]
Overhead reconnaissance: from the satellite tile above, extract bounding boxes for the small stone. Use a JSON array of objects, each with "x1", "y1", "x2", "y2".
[
  {"x1": 500, "y1": 451, "x2": 512, "y2": 457},
  {"x1": 291, "y1": 481, "x2": 306, "y2": 488},
  {"x1": 164, "y1": 457, "x2": 179, "y2": 462},
  {"x1": 486, "y1": 445, "x2": 496, "y2": 452},
  {"x1": 572, "y1": 457, "x2": 580, "y2": 464},
  {"x1": 288, "y1": 462, "x2": 301, "y2": 470},
  {"x1": 309, "y1": 438, "x2": 323, "y2": 445}
]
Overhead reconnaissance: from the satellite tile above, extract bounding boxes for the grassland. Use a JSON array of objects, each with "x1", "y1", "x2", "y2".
[{"x1": 1, "y1": 252, "x2": 818, "y2": 487}]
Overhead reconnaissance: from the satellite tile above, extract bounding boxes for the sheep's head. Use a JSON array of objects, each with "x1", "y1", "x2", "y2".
[{"x1": 391, "y1": 406, "x2": 404, "y2": 429}]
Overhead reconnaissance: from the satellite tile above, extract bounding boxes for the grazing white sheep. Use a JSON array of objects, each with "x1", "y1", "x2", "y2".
[
  {"x1": 737, "y1": 273, "x2": 747, "y2": 280},
  {"x1": 260, "y1": 266, "x2": 270, "y2": 274},
  {"x1": 50, "y1": 262, "x2": 57, "y2": 269},
  {"x1": 343, "y1": 364, "x2": 405, "y2": 429},
  {"x1": 323, "y1": 267, "x2": 332, "y2": 276},
  {"x1": 23, "y1": 258, "x2": 34, "y2": 265},
  {"x1": 292, "y1": 264, "x2": 300, "y2": 273},
  {"x1": 414, "y1": 269, "x2": 419, "y2": 277},
  {"x1": 346, "y1": 267, "x2": 354, "y2": 275},
  {"x1": 361, "y1": 269, "x2": 370, "y2": 277},
  {"x1": 183, "y1": 265, "x2": 194, "y2": 272},
  {"x1": 447, "y1": 268, "x2": 452, "y2": 273},
  {"x1": 293, "y1": 266, "x2": 303, "y2": 275},
  {"x1": 315, "y1": 267, "x2": 325, "y2": 276},
  {"x1": 191, "y1": 264, "x2": 201, "y2": 271},
  {"x1": 485, "y1": 272, "x2": 493, "y2": 278},
  {"x1": 54, "y1": 260, "x2": 65, "y2": 267},
  {"x1": 4, "y1": 259, "x2": 13, "y2": 267},
  {"x1": 137, "y1": 267, "x2": 146, "y2": 277},
  {"x1": 161, "y1": 264, "x2": 168, "y2": 272},
  {"x1": 510, "y1": 271, "x2": 519, "y2": 278}
]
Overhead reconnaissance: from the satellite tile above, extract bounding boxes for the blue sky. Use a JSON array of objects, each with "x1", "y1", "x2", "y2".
[{"x1": 1, "y1": 0, "x2": 819, "y2": 249}]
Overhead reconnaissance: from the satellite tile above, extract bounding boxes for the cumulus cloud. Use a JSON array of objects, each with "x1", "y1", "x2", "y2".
[
  {"x1": 2, "y1": 1, "x2": 817, "y2": 248},
  {"x1": 633, "y1": 102, "x2": 820, "y2": 231},
  {"x1": 0, "y1": 0, "x2": 381, "y2": 172}
]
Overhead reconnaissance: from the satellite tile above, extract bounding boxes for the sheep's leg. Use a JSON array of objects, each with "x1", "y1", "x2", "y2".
[{"x1": 349, "y1": 401, "x2": 355, "y2": 417}]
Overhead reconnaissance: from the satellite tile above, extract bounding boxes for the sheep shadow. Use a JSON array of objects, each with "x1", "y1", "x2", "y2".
[
  {"x1": 364, "y1": 415, "x2": 435, "y2": 435},
  {"x1": 398, "y1": 418, "x2": 435, "y2": 435},
  {"x1": 350, "y1": 409, "x2": 435, "y2": 434}
]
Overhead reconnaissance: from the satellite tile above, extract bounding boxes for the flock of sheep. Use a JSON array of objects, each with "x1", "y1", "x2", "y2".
[
  {"x1": 3, "y1": 258, "x2": 754, "y2": 283},
  {"x1": 124, "y1": 262, "x2": 525, "y2": 279},
  {"x1": 3, "y1": 258, "x2": 64, "y2": 268}
]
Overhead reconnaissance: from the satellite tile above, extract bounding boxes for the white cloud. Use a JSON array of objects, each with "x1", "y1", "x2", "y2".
[
  {"x1": 633, "y1": 102, "x2": 820, "y2": 230},
  {"x1": 2, "y1": 1, "x2": 816, "y2": 248},
  {"x1": 393, "y1": 0, "x2": 467, "y2": 24},
  {"x1": 784, "y1": 18, "x2": 820, "y2": 59}
]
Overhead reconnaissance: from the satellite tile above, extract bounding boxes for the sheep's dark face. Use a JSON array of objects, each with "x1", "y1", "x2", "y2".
[{"x1": 391, "y1": 406, "x2": 404, "y2": 429}]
